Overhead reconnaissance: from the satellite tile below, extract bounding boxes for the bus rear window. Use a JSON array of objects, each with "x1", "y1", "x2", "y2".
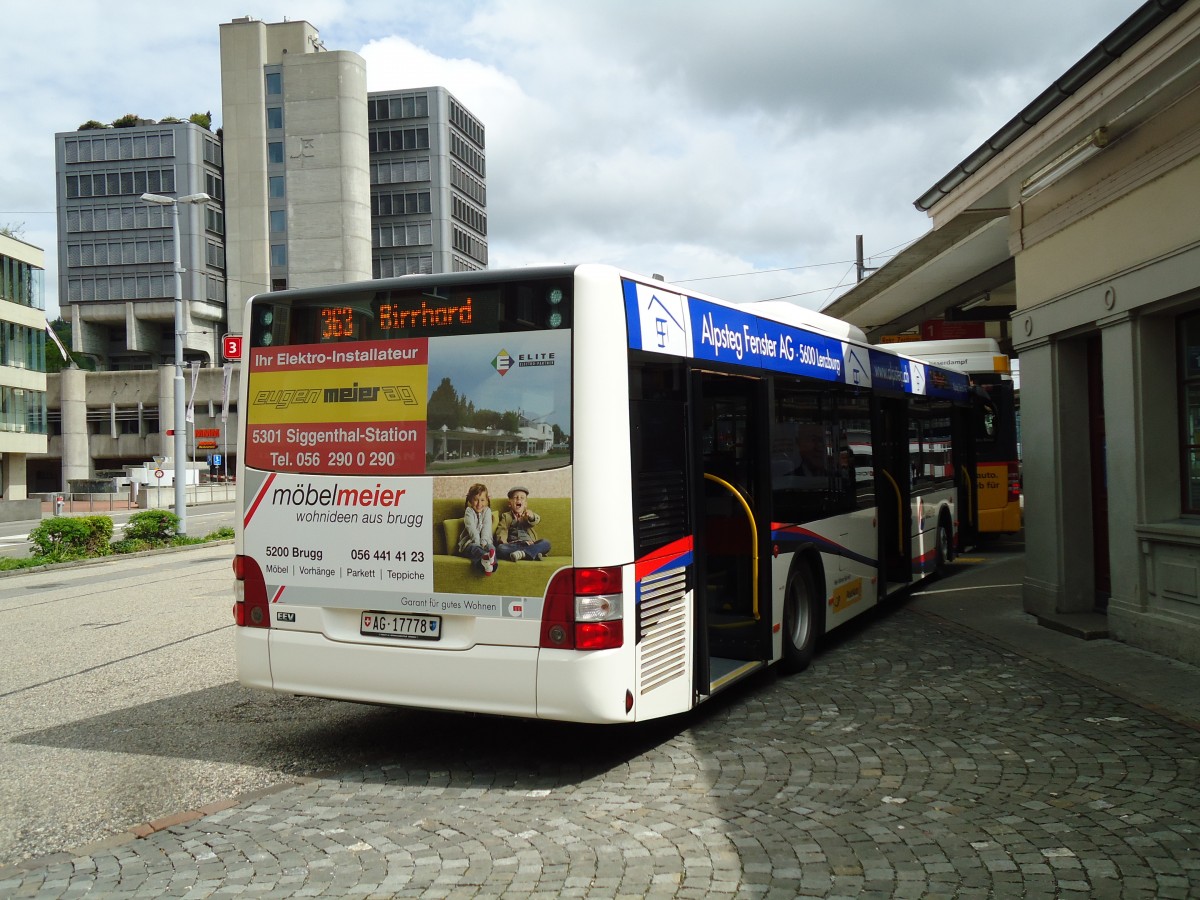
[{"x1": 244, "y1": 278, "x2": 573, "y2": 477}]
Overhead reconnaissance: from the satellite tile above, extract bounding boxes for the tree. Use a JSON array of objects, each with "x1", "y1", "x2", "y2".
[
  {"x1": 498, "y1": 411, "x2": 521, "y2": 434},
  {"x1": 189, "y1": 111, "x2": 212, "y2": 130},
  {"x1": 0, "y1": 222, "x2": 25, "y2": 239},
  {"x1": 111, "y1": 113, "x2": 143, "y2": 128},
  {"x1": 78, "y1": 120, "x2": 107, "y2": 131},
  {"x1": 427, "y1": 377, "x2": 463, "y2": 430}
]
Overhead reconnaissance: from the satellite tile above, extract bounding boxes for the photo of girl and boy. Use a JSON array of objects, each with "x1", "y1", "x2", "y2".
[{"x1": 456, "y1": 483, "x2": 552, "y2": 575}]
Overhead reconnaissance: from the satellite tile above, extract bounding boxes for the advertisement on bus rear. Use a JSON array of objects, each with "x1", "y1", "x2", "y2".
[{"x1": 242, "y1": 330, "x2": 573, "y2": 611}]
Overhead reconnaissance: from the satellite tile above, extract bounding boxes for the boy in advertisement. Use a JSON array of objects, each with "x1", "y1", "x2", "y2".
[{"x1": 496, "y1": 486, "x2": 552, "y2": 561}]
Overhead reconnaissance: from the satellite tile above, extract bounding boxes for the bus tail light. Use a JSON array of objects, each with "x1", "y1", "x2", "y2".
[
  {"x1": 540, "y1": 566, "x2": 623, "y2": 650},
  {"x1": 1007, "y1": 462, "x2": 1021, "y2": 502},
  {"x1": 232, "y1": 555, "x2": 271, "y2": 629}
]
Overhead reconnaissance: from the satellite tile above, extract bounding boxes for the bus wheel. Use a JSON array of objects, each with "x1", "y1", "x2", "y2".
[
  {"x1": 782, "y1": 564, "x2": 818, "y2": 673},
  {"x1": 936, "y1": 518, "x2": 952, "y2": 574}
]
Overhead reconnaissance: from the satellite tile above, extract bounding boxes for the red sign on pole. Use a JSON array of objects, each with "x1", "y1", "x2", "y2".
[{"x1": 222, "y1": 334, "x2": 243, "y2": 361}]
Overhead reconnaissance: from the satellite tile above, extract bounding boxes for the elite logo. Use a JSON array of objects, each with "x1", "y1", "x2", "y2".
[{"x1": 492, "y1": 349, "x2": 513, "y2": 376}]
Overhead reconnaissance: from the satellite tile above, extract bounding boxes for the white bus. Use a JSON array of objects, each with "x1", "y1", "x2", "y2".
[{"x1": 233, "y1": 264, "x2": 975, "y2": 723}]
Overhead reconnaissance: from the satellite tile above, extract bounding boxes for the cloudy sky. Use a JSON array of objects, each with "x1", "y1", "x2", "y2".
[{"x1": 2, "y1": 0, "x2": 1142, "y2": 318}]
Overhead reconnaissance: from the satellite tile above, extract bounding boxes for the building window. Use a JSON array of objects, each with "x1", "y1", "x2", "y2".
[
  {"x1": 205, "y1": 206, "x2": 225, "y2": 235},
  {"x1": 374, "y1": 254, "x2": 433, "y2": 278},
  {"x1": 372, "y1": 190, "x2": 431, "y2": 216},
  {"x1": 65, "y1": 167, "x2": 176, "y2": 199},
  {"x1": 370, "y1": 158, "x2": 431, "y2": 186},
  {"x1": 267, "y1": 107, "x2": 283, "y2": 129},
  {"x1": 370, "y1": 127, "x2": 430, "y2": 153},
  {"x1": 270, "y1": 244, "x2": 287, "y2": 267},
  {"x1": 268, "y1": 175, "x2": 285, "y2": 198},
  {"x1": 0, "y1": 254, "x2": 46, "y2": 310},
  {"x1": 268, "y1": 141, "x2": 284, "y2": 164},
  {"x1": 269, "y1": 210, "x2": 286, "y2": 233},
  {"x1": 367, "y1": 92, "x2": 429, "y2": 122},
  {"x1": 1180, "y1": 311, "x2": 1200, "y2": 513},
  {"x1": 265, "y1": 72, "x2": 282, "y2": 95}
]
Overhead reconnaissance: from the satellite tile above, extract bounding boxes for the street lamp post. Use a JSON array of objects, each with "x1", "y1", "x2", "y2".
[{"x1": 139, "y1": 191, "x2": 210, "y2": 536}]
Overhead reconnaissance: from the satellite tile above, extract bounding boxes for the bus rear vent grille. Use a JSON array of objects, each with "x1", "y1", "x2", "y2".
[
  {"x1": 636, "y1": 471, "x2": 688, "y2": 555},
  {"x1": 638, "y1": 565, "x2": 688, "y2": 695}
]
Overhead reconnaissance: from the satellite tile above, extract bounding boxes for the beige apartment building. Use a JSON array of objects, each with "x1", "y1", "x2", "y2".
[{"x1": 0, "y1": 233, "x2": 47, "y2": 520}]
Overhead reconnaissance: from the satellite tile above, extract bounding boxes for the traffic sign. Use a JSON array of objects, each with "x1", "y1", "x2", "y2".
[{"x1": 222, "y1": 334, "x2": 243, "y2": 361}]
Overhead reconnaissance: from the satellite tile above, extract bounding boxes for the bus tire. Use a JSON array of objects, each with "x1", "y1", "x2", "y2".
[
  {"x1": 782, "y1": 563, "x2": 819, "y2": 673},
  {"x1": 936, "y1": 516, "x2": 953, "y2": 574}
]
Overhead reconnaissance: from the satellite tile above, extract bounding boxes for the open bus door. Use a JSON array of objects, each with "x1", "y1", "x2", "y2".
[
  {"x1": 956, "y1": 393, "x2": 982, "y2": 549},
  {"x1": 691, "y1": 370, "x2": 772, "y2": 696},
  {"x1": 873, "y1": 396, "x2": 912, "y2": 592}
]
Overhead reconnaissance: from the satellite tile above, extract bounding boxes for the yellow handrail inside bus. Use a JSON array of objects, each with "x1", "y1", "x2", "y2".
[
  {"x1": 703, "y1": 472, "x2": 759, "y2": 621},
  {"x1": 880, "y1": 469, "x2": 904, "y2": 554}
]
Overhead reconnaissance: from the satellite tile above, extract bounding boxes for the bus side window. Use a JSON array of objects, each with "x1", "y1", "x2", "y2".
[
  {"x1": 836, "y1": 394, "x2": 874, "y2": 512},
  {"x1": 630, "y1": 360, "x2": 690, "y2": 556},
  {"x1": 771, "y1": 387, "x2": 832, "y2": 523}
]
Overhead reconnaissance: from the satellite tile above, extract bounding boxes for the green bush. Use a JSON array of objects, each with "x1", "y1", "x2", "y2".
[
  {"x1": 13, "y1": 512, "x2": 234, "y2": 570},
  {"x1": 123, "y1": 509, "x2": 179, "y2": 545},
  {"x1": 110, "y1": 537, "x2": 155, "y2": 555},
  {"x1": 29, "y1": 516, "x2": 113, "y2": 561}
]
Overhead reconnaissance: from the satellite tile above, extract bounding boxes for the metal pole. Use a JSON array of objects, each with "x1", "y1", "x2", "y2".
[{"x1": 170, "y1": 202, "x2": 188, "y2": 535}]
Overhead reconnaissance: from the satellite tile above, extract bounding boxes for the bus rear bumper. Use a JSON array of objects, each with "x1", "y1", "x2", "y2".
[
  {"x1": 237, "y1": 628, "x2": 540, "y2": 718},
  {"x1": 979, "y1": 504, "x2": 1023, "y2": 533}
]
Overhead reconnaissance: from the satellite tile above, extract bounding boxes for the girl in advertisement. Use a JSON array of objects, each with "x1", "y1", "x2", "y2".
[{"x1": 457, "y1": 482, "x2": 498, "y2": 575}]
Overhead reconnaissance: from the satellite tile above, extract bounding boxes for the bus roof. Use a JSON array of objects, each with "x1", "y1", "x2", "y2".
[{"x1": 894, "y1": 338, "x2": 1011, "y2": 376}]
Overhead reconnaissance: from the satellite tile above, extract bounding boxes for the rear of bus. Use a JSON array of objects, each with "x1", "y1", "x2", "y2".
[
  {"x1": 972, "y1": 376, "x2": 1021, "y2": 532},
  {"x1": 232, "y1": 265, "x2": 642, "y2": 723},
  {"x1": 899, "y1": 339, "x2": 1021, "y2": 534}
]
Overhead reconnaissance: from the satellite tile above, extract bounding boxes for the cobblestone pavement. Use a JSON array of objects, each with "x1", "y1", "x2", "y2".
[{"x1": 3, "y1": 571, "x2": 1199, "y2": 897}]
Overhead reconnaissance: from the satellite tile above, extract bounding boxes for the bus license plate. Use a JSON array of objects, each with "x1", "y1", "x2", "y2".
[{"x1": 361, "y1": 611, "x2": 441, "y2": 641}]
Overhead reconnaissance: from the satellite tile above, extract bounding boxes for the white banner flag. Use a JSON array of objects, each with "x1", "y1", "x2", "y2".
[
  {"x1": 221, "y1": 362, "x2": 233, "y2": 423},
  {"x1": 186, "y1": 360, "x2": 200, "y2": 424}
]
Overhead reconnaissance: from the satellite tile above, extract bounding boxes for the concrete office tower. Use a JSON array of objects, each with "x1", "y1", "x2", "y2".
[
  {"x1": 219, "y1": 17, "x2": 372, "y2": 337},
  {"x1": 54, "y1": 121, "x2": 226, "y2": 369},
  {"x1": 368, "y1": 87, "x2": 488, "y2": 276}
]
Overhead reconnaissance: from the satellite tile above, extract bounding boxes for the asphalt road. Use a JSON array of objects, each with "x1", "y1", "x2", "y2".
[{"x1": 0, "y1": 541, "x2": 390, "y2": 864}]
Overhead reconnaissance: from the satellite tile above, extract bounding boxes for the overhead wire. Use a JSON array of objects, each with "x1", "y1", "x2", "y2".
[{"x1": 671, "y1": 231, "x2": 923, "y2": 304}]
